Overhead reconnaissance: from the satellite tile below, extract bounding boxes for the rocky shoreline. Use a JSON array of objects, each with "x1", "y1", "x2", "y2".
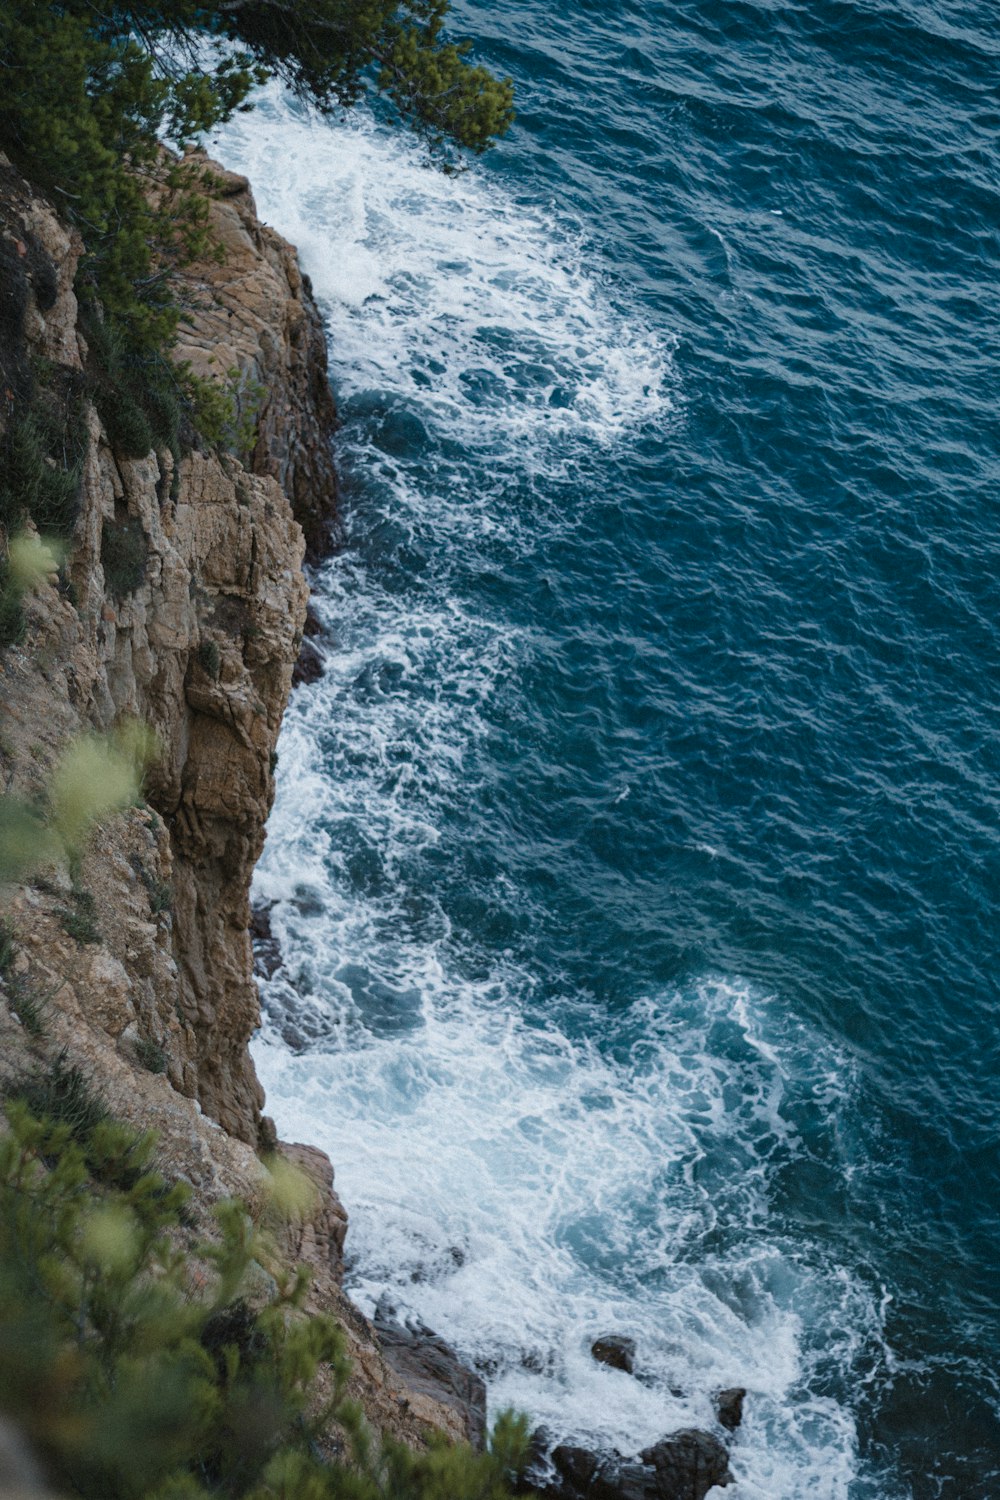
[{"x1": 1, "y1": 150, "x2": 745, "y2": 1496}]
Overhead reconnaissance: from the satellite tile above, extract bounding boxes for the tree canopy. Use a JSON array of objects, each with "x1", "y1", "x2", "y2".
[{"x1": 0, "y1": 0, "x2": 513, "y2": 352}]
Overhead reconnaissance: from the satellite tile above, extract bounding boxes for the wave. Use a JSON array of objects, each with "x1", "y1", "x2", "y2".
[{"x1": 212, "y1": 84, "x2": 899, "y2": 1500}]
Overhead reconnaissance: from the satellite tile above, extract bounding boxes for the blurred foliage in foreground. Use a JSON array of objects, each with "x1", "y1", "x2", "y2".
[
  {"x1": 0, "y1": 723, "x2": 155, "y2": 885},
  {"x1": 0, "y1": 1097, "x2": 530, "y2": 1498}
]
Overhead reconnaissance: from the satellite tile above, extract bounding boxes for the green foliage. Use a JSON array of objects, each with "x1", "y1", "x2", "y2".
[
  {"x1": 102, "y1": 519, "x2": 150, "y2": 599},
  {"x1": 57, "y1": 886, "x2": 101, "y2": 945},
  {"x1": 0, "y1": 727, "x2": 152, "y2": 884},
  {"x1": 0, "y1": 372, "x2": 86, "y2": 644},
  {"x1": 135, "y1": 860, "x2": 173, "y2": 917},
  {"x1": 185, "y1": 365, "x2": 264, "y2": 458},
  {"x1": 197, "y1": 640, "x2": 221, "y2": 680},
  {"x1": 0, "y1": 1098, "x2": 532, "y2": 1499},
  {"x1": 0, "y1": 0, "x2": 510, "y2": 372},
  {"x1": 0, "y1": 926, "x2": 47, "y2": 1036},
  {"x1": 0, "y1": 400, "x2": 84, "y2": 540},
  {"x1": 0, "y1": 918, "x2": 14, "y2": 980},
  {"x1": 9, "y1": 1054, "x2": 111, "y2": 1149},
  {"x1": 0, "y1": 562, "x2": 23, "y2": 647},
  {"x1": 135, "y1": 1036, "x2": 168, "y2": 1074},
  {"x1": 9, "y1": 983, "x2": 46, "y2": 1037}
]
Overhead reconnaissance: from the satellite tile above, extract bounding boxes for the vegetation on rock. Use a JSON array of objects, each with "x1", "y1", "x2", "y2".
[{"x1": 0, "y1": 1097, "x2": 530, "y2": 1499}]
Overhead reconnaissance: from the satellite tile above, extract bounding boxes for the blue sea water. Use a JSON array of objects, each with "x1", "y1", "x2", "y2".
[{"x1": 211, "y1": 1, "x2": 1000, "y2": 1493}]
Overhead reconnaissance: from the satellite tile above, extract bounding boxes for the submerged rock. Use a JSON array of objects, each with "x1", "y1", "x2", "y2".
[
  {"x1": 714, "y1": 1387, "x2": 746, "y2": 1432},
  {"x1": 591, "y1": 1334, "x2": 637, "y2": 1374}
]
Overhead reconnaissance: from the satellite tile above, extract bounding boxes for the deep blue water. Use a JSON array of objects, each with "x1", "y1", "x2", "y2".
[{"x1": 213, "y1": 2, "x2": 1000, "y2": 1494}]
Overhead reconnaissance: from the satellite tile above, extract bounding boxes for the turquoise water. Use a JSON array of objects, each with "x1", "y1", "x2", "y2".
[{"x1": 212, "y1": 2, "x2": 1000, "y2": 1493}]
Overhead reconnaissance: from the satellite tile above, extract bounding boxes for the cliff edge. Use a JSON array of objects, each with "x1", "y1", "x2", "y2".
[{"x1": 0, "y1": 156, "x2": 481, "y2": 1453}]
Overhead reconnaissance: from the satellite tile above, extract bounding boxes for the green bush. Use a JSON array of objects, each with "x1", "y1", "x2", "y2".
[
  {"x1": 0, "y1": 1098, "x2": 531, "y2": 1499},
  {"x1": 135, "y1": 1036, "x2": 168, "y2": 1074},
  {"x1": 197, "y1": 640, "x2": 221, "y2": 680},
  {"x1": 57, "y1": 886, "x2": 101, "y2": 945},
  {"x1": 0, "y1": 929, "x2": 47, "y2": 1037},
  {"x1": 102, "y1": 519, "x2": 149, "y2": 600},
  {"x1": 0, "y1": 565, "x2": 24, "y2": 648}
]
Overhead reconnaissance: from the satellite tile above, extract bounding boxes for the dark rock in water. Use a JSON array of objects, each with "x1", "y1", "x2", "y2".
[
  {"x1": 373, "y1": 1299, "x2": 487, "y2": 1449},
  {"x1": 714, "y1": 1387, "x2": 745, "y2": 1432},
  {"x1": 549, "y1": 1445, "x2": 626, "y2": 1500},
  {"x1": 511, "y1": 1427, "x2": 553, "y2": 1495},
  {"x1": 591, "y1": 1334, "x2": 637, "y2": 1374},
  {"x1": 535, "y1": 1428, "x2": 730, "y2": 1500},
  {"x1": 249, "y1": 903, "x2": 282, "y2": 979},
  {"x1": 292, "y1": 633, "x2": 324, "y2": 686},
  {"x1": 639, "y1": 1429, "x2": 732, "y2": 1498},
  {"x1": 302, "y1": 599, "x2": 323, "y2": 637}
]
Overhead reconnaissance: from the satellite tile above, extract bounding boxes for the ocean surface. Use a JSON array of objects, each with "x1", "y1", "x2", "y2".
[{"x1": 209, "y1": 2, "x2": 1000, "y2": 1493}]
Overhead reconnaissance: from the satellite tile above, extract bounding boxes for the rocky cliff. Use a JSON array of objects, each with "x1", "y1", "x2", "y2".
[{"x1": 0, "y1": 155, "x2": 481, "y2": 1453}]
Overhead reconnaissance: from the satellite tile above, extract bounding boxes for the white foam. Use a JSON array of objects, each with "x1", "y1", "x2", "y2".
[
  {"x1": 209, "y1": 86, "x2": 888, "y2": 1499},
  {"x1": 209, "y1": 83, "x2": 673, "y2": 461}
]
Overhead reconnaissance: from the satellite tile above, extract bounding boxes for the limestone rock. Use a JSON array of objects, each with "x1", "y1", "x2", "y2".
[
  {"x1": 173, "y1": 156, "x2": 340, "y2": 560},
  {"x1": 0, "y1": 152, "x2": 479, "y2": 1457},
  {"x1": 278, "y1": 1140, "x2": 348, "y2": 1281}
]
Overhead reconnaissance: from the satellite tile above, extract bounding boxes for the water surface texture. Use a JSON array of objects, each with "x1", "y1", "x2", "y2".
[{"x1": 212, "y1": 2, "x2": 1000, "y2": 1493}]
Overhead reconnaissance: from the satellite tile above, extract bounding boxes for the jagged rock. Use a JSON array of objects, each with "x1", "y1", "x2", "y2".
[
  {"x1": 714, "y1": 1388, "x2": 745, "y2": 1432},
  {"x1": 249, "y1": 903, "x2": 283, "y2": 980},
  {"x1": 639, "y1": 1430, "x2": 732, "y2": 1498},
  {"x1": 591, "y1": 1334, "x2": 637, "y2": 1374},
  {"x1": 292, "y1": 634, "x2": 324, "y2": 686},
  {"x1": 373, "y1": 1299, "x2": 488, "y2": 1450},
  {"x1": 549, "y1": 1445, "x2": 620, "y2": 1498},
  {"x1": 278, "y1": 1141, "x2": 348, "y2": 1281},
  {"x1": 534, "y1": 1428, "x2": 731, "y2": 1500},
  {"x1": 0, "y1": 149, "x2": 315, "y2": 1145},
  {"x1": 173, "y1": 155, "x2": 340, "y2": 561}
]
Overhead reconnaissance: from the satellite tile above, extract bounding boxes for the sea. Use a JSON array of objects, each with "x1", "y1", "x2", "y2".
[{"x1": 208, "y1": 1, "x2": 1000, "y2": 1493}]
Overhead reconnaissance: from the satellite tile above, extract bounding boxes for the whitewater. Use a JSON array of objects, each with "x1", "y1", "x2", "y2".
[{"x1": 211, "y1": 1, "x2": 1000, "y2": 1493}]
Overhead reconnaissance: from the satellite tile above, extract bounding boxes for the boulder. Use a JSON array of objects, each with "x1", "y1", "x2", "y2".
[
  {"x1": 639, "y1": 1429, "x2": 732, "y2": 1498},
  {"x1": 291, "y1": 633, "x2": 324, "y2": 686},
  {"x1": 714, "y1": 1388, "x2": 745, "y2": 1432},
  {"x1": 536, "y1": 1428, "x2": 731, "y2": 1500},
  {"x1": 591, "y1": 1334, "x2": 637, "y2": 1375}
]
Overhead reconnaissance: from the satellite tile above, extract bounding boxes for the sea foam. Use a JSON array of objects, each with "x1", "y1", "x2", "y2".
[{"x1": 211, "y1": 88, "x2": 891, "y2": 1500}]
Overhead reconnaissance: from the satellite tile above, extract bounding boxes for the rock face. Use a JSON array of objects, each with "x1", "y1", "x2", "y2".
[
  {"x1": 0, "y1": 151, "x2": 490, "y2": 1455},
  {"x1": 373, "y1": 1299, "x2": 489, "y2": 1450},
  {"x1": 172, "y1": 159, "x2": 340, "y2": 561},
  {"x1": 0, "y1": 152, "x2": 320, "y2": 1146}
]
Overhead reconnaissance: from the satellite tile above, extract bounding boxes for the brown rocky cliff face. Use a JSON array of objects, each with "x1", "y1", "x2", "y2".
[
  {"x1": 0, "y1": 157, "x2": 486, "y2": 1452},
  {"x1": 0, "y1": 156, "x2": 320, "y2": 1144},
  {"x1": 173, "y1": 159, "x2": 341, "y2": 561}
]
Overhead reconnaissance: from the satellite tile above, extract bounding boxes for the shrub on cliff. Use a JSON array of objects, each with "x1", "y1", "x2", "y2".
[{"x1": 0, "y1": 1099, "x2": 531, "y2": 1499}]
